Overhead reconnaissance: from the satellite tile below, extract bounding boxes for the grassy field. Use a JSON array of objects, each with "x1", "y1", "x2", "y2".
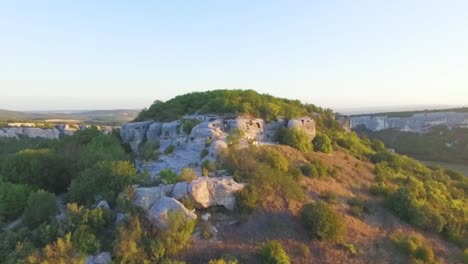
[{"x1": 422, "y1": 160, "x2": 468, "y2": 177}]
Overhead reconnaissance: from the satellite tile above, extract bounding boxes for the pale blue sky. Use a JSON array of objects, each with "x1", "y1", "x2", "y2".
[{"x1": 1, "y1": 1, "x2": 467, "y2": 111}]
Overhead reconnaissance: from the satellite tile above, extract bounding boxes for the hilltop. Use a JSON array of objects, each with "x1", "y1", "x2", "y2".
[{"x1": 0, "y1": 90, "x2": 466, "y2": 264}]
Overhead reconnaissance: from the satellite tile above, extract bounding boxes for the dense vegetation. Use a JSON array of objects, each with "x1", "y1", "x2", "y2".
[
  {"x1": 135, "y1": 89, "x2": 330, "y2": 122},
  {"x1": 356, "y1": 125, "x2": 468, "y2": 165}
]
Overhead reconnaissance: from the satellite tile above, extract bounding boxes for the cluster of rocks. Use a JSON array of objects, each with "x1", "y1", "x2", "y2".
[
  {"x1": 132, "y1": 176, "x2": 245, "y2": 229},
  {"x1": 351, "y1": 111, "x2": 468, "y2": 133},
  {"x1": 121, "y1": 115, "x2": 317, "y2": 176},
  {"x1": 0, "y1": 123, "x2": 113, "y2": 139}
]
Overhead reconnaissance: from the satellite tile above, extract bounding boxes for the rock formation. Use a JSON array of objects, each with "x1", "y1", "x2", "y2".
[
  {"x1": 188, "y1": 176, "x2": 245, "y2": 210},
  {"x1": 146, "y1": 197, "x2": 197, "y2": 230},
  {"x1": 287, "y1": 117, "x2": 316, "y2": 139},
  {"x1": 85, "y1": 252, "x2": 111, "y2": 264}
]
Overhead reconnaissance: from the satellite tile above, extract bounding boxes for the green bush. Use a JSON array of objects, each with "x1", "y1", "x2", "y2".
[
  {"x1": 227, "y1": 129, "x2": 244, "y2": 146},
  {"x1": 159, "y1": 169, "x2": 179, "y2": 184},
  {"x1": 200, "y1": 148, "x2": 209, "y2": 159},
  {"x1": 1, "y1": 149, "x2": 69, "y2": 193},
  {"x1": 301, "y1": 202, "x2": 346, "y2": 241},
  {"x1": 141, "y1": 141, "x2": 160, "y2": 160},
  {"x1": 67, "y1": 161, "x2": 137, "y2": 206},
  {"x1": 313, "y1": 133, "x2": 333, "y2": 153},
  {"x1": 391, "y1": 233, "x2": 435, "y2": 263},
  {"x1": 347, "y1": 197, "x2": 369, "y2": 217},
  {"x1": 300, "y1": 160, "x2": 330, "y2": 178},
  {"x1": 276, "y1": 127, "x2": 313, "y2": 152},
  {"x1": 208, "y1": 256, "x2": 239, "y2": 264},
  {"x1": 0, "y1": 181, "x2": 33, "y2": 220},
  {"x1": 260, "y1": 240, "x2": 290, "y2": 264},
  {"x1": 202, "y1": 160, "x2": 217, "y2": 176},
  {"x1": 23, "y1": 190, "x2": 57, "y2": 229},
  {"x1": 164, "y1": 144, "x2": 176, "y2": 155},
  {"x1": 181, "y1": 119, "x2": 201, "y2": 134}
]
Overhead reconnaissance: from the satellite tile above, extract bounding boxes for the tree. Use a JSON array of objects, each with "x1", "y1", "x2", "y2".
[
  {"x1": 301, "y1": 202, "x2": 346, "y2": 241},
  {"x1": 23, "y1": 190, "x2": 57, "y2": 229},
  {"x1": 276, "y1": 127, "x2": 313, "y2": 152},
  {"x1": 312, "y1": 133, "x2": 333, "y2": 153},
  {"x1": 0, "y1": 181, "x2": 32, "y2": 220},
  {"x1": 260, "y1": 240, "x2": 290, "y2": 264},
  {"x1": 67, "y1": 161, "x2": 137, "y2": 206}
]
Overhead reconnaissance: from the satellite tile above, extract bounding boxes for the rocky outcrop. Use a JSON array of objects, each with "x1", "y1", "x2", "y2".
[
  {"x1": 207, "y1": 140, "x2": 228, "y2": 162},
  {"x1": 133, "y1": 185, "x2": 174, "y2": 211},
  {"x1": 228, "y1": 117, "x2": 265, "y2": 141},
  {"x1": 188, "y1": 177, "x2": 245, "y2": 210},
  {"x1": 146, "y1": 197, "x2": 197, "y2": 230},
  {"x1": 287, "y1": 117, "x2": 316, "y2": 140},
  {"x1": 85, "y1": 252, "x2": 111, "y2": 264},
  {"x1": 336, "y1": 115, "x2": 352, "y2": 133},
  {"x1": 189, "y1": 121, "x2": 224, "y2": 143},
  {"x1": 0, "y1": 127, "x2": 61, "y2": 139},
  {"x1": 263, "y1": 119, "x2": 286, "y2": 141},
  {"x1": 146, "y1": 122, "x2": 163, "y2": 143},
  {"x1": 172, "y1": 182, "x2": 190, "y2": 200},
  {"x1": 351, "y1": 111, "x2": 468, "y2": 133},
  {"x1": 120, "y1": 121, "x2": 153, "y2": 153}
]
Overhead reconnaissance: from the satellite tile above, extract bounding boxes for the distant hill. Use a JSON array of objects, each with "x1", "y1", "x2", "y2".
[
  {"x1": 0, "y1": 109, "x2": 140, "y2": 125},
  {"x1": 351, "y1": 107, "x2": 468, "y2": 118}
]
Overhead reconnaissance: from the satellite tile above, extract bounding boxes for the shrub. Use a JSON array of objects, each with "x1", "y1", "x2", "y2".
[
  {"x1": 260, "y1": 240, "x2": 290, "y2": 264},
  {"x1": 141, "y1": 141, "x2": 160, "y2": 160},
  {"x1": 179, "y1": 168, "x2": 197, "y2": 182},
  {"x1": 67, "y1": 161, "x2": 137, "y2": 206},
  {"x1": 200, "y1": 148, "x2": 209, "y2": 159},
  {"x1": 391, "y1": 233, "x2": 435, "y2": 263},
  {"x1": 276, "y1": 127, "x2": 312, "y2": 152},
  {"x1": 164, "y1": 144, "x2": 176, "y2": 155},
  {"x1": 26, "y1": 233, "x2": 85, "y2": 264},
  {"x1": 321, "y1": 191, "x2": 338, "y2": 204},
  {"x1": 181, "y1": 119, "x2": 200, "y2": 134},
  {"x1": 23, "y1": 190, "x2": 57, "y2": 229},
  {"x1": 463, "y1": 249, "x2": 468, "y2": 264},
  {"x1": 202, "y1": 160, "x2": 216, "y2": 176},
  {"x1": 158, "y1": 212, "x2": 196, "y2": 256},
  {"x1": 0, "y1": 181, "x2": 33, "y2": 220},
  {"x1": 209, "y1": 256, "x2": 239, "y2": 264},
  {"x1": 300, "y1": 160, "x2": 329, "y2": 178},
  {"x1": 301, "y1": 202, "x2": 346, "y2": 241},
  {"x1": 159, "y1": 169, "x2": 179, "y2": 185},
  {"x1": 313, "y1": 133, "x2": 333, "y2": 153}
]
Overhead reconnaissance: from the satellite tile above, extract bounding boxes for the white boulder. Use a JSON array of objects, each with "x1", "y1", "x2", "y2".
[
  {"x1": 188, "y1": 176, "x2": 245, "y2": 210},
  {"x1": 146, "y1": 197, "x2": 197, "y2": 230}
]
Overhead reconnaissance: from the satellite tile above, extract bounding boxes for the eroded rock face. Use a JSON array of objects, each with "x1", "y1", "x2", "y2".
[
  {"x1": 85, "y1": 252, "x2": 111, "y2": 264},
  {"x1": 147, "y1": 197, "x2": 197, "y2": 230},
  {"x1": 263, "y1": 119, "x2": 286, "y2": 142},
  {"x1": 189, "y1": 121, "x2": 224, "y2": 143},
  {"x1": 336, "y1": 115, "x2": 352, "y2": 133},
  {"x1": 133, "y1": 185, "x2": 174, "y2": 211},
  {"x1": 120, "y1": 121, "x2": 153, "y2": 154},
  {"x1": 207, "y1": 140, "x2": 228, "y2": 162},
  {"x1": 188, "y1": 177, "x2": 245, "y2": 210},
  {"x1": 228, "y1": 117, "x2": 265, "y2": 141},
  {"x1": 172, "y1": 182, "x2": 189, "y2": 200},
  {"x1": 287, "y1": 117, "x2": 316, "y2": 140},
  {"x1": 146, "y1": 122, "x2": 163, "y2": 143},
  {"x1": 0, "y1": 128, "x2": 60, "y2": 139}
]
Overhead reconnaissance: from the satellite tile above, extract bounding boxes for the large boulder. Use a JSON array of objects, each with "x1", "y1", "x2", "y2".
[
  {"x1": 146, "y1": 122, "x2": 163, "y2": 143},
  {"x1": 133, "y1": 185, "x2": 174, "y2": 211},
  {"x1": 189, "y1": 121, "x2": 224, "y2": 143},
  {"x1": 263, "y1": 119, "x2": 286, "y2": 142},
  {"x1": 120, "y1": 121, "x2": 153, "y2": 154},
  {"x1": 161, "y1": 121, "x2": 182, "y2": 138},
  {"x1": 147, "y1": 197, "x2": 197, "y2": 230},
  {"x1": 85, "y1": 252, "x2": 111, "y2": 264},
  {"x1": 207, "y1": 140, "x2": 228, "y2": 162},
  {"x1": 188, "y1": 177, "x2": 245, "y2": 210},
  {"x1": 287, "y1": 117, "x2": 316, "y2": 140},
  {"x1": 228, "y1": 117, "x2": 265, "y2": 141},
  {"x1": 171, "y1": 181, "x2": 190, "y2": 200}
]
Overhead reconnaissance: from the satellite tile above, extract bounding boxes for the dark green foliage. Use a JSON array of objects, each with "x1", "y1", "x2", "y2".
[
  {"x1": 313, "y1": 133, "x2": 333, "y2": 153},
  {"x1": 180, "y1": 119, "x2": 200, "y2": 134},
  {"x1": 141, "y1": 140, "x2": 160, "y2": 161},
  {"x1": 0, "y1": 181, "x2": 32, "y2": 220},
  {"x1": 260, "y1": 240, "x2": 290, "y2": 264},
  {"x1": 202, "y1": 160, "x2": 217, "y2": 176},
  {"x1": 200, "y1": 148, "x2": 209, "y2": 159},
  {"x1": 347, "y1": 197, "x2": 369, "y2": 217},
  {"x1": 164, "y1": 144, "x2": 176, "y2": 155},
  {"x1": 0, "y1": 137, "x2": 52, "y2": 156},
  {"x1": 23, "y1": 190, "x2": 57, "y2": 229},
  {"x1": 301, "y1": 202, "x2": 346, "y2": 241},
  {"x1": 276, "y1": 127, "x2": 313, "y2": 152},
  {"x1": 75, "y1": 133, "x2": 128, "y2": 170},
  {"x1": 300, "y1": 160, "x2": 333, "y2": 178},
  {"x1": 67, "y1": 160, "x2": 137, "y2": 206},
  {"x1": 1, "y1": 149, "x2": 69, "y2": 193},
  {"x1": 159, "y1": 169, "x2": 179, "y2": 185},
  {"x1": 136, "y1": 89, "x2": 326, "y2": 122}
]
